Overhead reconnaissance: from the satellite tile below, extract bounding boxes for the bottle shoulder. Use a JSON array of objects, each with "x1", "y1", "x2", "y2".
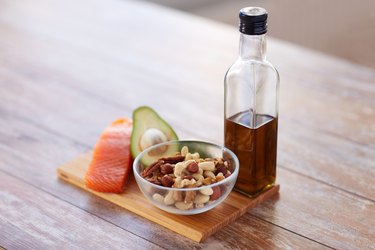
[
  {"x1": 225, "y1": 58, "x2": 279, "y2": 84},
  {"x1": 228, "y1": 58, "x2": 277, "y2": 71}
]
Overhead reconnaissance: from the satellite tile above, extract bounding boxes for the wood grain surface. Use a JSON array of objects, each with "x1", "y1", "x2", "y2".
[
  {"x1": 0, "y1": 172, "x2": 161, "y2": 249},
  {"x1": 0, "y1": 0, "x2": 374, "y2": 249}
]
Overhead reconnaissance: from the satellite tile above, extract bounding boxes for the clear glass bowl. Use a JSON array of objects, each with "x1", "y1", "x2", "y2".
[{"x1": 133, "y1": 140, "x2": 239, "y2": 215}]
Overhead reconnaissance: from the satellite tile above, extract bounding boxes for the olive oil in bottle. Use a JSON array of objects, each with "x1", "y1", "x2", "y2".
[
  {"x1": 224, "y1": 7, "x2": 279, "y2": 197},
  {"x1": 225, "y1": 111, "x2": 277, "y2": 195}
]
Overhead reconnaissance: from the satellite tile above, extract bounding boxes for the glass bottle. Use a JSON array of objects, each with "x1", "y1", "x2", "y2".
[{"x1": 224, "y1": 7, "x2": 279, "y2": 197}]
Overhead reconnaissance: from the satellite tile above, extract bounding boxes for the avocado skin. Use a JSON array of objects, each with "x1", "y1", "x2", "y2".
[{"x1": 130, "y1": 106, "x2": 179, "y2": 163}]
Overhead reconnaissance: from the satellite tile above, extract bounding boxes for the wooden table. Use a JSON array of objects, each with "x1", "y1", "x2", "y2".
[{"x1": 0, "y1": 0, "x2": 374, "y2": 249}]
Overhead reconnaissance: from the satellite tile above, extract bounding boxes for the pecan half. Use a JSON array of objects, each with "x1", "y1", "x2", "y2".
[
  {"x1": 146, "y1": 176, "x2": 162, "y2": 186},
  {"x1": 141, "y1": 160, "x2": 164, "y2": 178},
  {"x1": 159, "y1": 155, "x2": 185, "y2": 164}
]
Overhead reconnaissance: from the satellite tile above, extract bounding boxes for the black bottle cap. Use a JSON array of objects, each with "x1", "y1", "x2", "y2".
[{"x1": 239, "y1": 7, "x2": 268, "y2": 35}]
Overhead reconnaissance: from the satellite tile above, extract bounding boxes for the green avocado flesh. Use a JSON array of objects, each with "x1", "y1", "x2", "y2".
[{"x1": 131, "y1": 106, "x2": 179, "y2": 165}]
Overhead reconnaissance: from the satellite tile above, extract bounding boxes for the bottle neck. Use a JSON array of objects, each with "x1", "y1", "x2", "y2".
[{"x1": 239, "y1": 33, "x2": 267, "y2": 61}]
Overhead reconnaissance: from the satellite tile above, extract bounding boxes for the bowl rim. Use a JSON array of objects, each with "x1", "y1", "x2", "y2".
[{"x1": 132, "y1": 140, "x2": 239, "y2": 191}]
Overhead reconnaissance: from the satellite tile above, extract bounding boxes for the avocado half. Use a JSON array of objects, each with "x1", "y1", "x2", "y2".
[{"x1": 131, "y1": 106, "x2": 179, "y2": 165}]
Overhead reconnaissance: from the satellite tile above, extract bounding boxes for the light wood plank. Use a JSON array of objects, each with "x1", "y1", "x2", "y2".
[
  {"x1": 252, "y1": 169, "x2": 375, "y2": 250},
  {"x1": 278, "y1": 122, "x2": 375, "y2": 201},
  {"x1": 0, "y1": 113, "x2": 373, "y2": 249},
  {"x1": 0, "y1": 0, "x2": 373, "y2": 147},
  {"x1": 0, "y1": 115, "x2": 319, "y2": 249},
  {"x1": 0, "y1": 114, "x2": 327, "y2": 249},
  {"x1": 0, "y1": 220, "x2": 47, "y2": 250},
  {"x1": 0, "y1": 0, "x2": 374, "y2": 248},
  {"x1": 0, "y1": 0, "x2": 374, "y2": 201},
  {"x1": 0, "y1": 172, "x2": 161, "y2": 250},
  {"x1": 0, "y1": 60, "x2": 374, "y2": 201}
]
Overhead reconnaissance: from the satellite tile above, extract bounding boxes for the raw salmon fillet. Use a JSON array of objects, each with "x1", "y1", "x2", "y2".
[{"x1": 85, "y1": 118, "x2": 133, "y2": 193}]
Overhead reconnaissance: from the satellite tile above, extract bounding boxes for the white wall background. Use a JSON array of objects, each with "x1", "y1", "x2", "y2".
[{"x1": 142, "y1": 0, "x2": 375, "y2": 68}]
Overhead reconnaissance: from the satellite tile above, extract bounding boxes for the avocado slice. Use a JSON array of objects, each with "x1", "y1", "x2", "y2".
[{"x1": 131, "y1": 106, "x2": 179, "y2": 165}]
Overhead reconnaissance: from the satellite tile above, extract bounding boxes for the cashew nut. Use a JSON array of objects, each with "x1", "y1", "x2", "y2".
[
  {"x1": 181, "y1": 146, "x2": 189, "y2": 156},
  {"x1": 198, "y1": 161, "x2": 215, "y2": 171},
  {"x1": 174, "y1": 159, "x2": 195, "y2": 178},
  {"x1": 192, "y1": 173, "x2": 204, "y2": 186},
  {"x1": 164, "y1": 191, "x2": 175, "y2": 205},
  {"x1": 193, "y1": 194, "x2": 210, "y2": 205},
  {"x1": 195, "y1": 203, "x2": 204, "y2": 208},
  {"x1": 203, "y1": 170, "x2": 215, "y2": 178},
  {"x1": 173, "y1": 177, "x2": 183, "y2": 188},
  {"x1": 152, "y1": 193, "x2": 165, "y2": 204},
  {"x1": 191, "y1": 152, "x2": 200, "y2": 161},
  {"x1": 185, "y1": 153, "x2": 193, "y2": 160},
  {"x1": 200, "y1": 187, "x2": 213, "y2": 196},
  {"x1": 175, "y1": 201, "x2": 193, "y2": 210},
  {"x1": 174, "y1": 162, "x2": 185, "y2": 177}
]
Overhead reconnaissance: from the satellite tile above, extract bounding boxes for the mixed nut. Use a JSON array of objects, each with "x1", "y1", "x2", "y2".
[{"x1": 140, "y1": 146, "x2": 232, "y2": 210}]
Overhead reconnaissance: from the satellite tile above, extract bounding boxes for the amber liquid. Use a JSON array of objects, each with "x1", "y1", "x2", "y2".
[{"x1": 225, "y1": 111, "x2": 278, "y2": 197}]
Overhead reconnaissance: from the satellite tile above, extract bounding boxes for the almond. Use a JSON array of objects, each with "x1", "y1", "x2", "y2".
[
  {"x1": 187, "y1": 162, "x2": 199, "y2": 173},
  {"x1": 210, "y1": 186, "x2": 222, "y2": 201},
  {"x1": 160, "y1": 163, "x2": 174, "y2": 175},
  {"x1": 161, "y1": 175, "x2": 174, "y2": 187}
]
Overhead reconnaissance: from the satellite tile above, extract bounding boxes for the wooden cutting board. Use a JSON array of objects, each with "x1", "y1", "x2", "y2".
[{"x1": 57, "y1": 152, "x2": 280, "y2": 242}]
